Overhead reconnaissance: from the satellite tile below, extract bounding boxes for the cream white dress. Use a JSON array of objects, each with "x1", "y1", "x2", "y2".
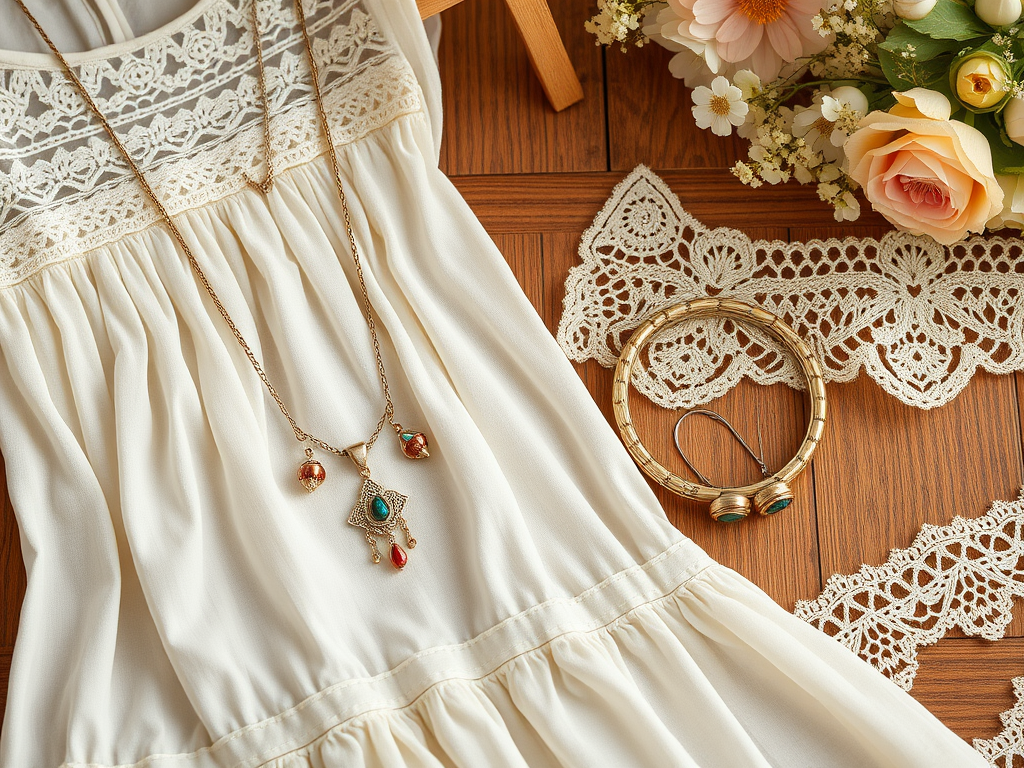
[{"x1": 0, "y1": 1, "x2": 989, "y2": 766}]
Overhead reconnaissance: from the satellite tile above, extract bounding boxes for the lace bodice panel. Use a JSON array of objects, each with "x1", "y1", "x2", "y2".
[{"x1": 0, "y1": 0, "x2": 422, "y2": 289}]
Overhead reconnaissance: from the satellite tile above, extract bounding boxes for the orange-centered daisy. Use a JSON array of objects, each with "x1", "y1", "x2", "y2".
[
  {"x1": 737, "y1": 0, "x2": 788, "y2": 24},
  {"x1": 689, "y1": 0, "x2": 828, "y2": 82},
  {"x1": 709, "y1": 94, "x2": 733, "y2": 115}
]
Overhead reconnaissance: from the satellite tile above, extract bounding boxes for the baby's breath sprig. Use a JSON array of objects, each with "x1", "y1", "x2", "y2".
[{"x1": 584, "y1": 0, "x2": 658, "y2": 51}]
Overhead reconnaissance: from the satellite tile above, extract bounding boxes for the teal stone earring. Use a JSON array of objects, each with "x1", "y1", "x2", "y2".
[{"x1": 754, "y1": 482, "x2": 795, "y2": 516}]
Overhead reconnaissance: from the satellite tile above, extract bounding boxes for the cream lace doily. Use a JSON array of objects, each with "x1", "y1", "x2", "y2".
[
  {"x1": 795, "y1": 491, "x2": 1024, "y2": 765},
  {"x1": 556, "y1": 165, "x2": 1024, "y2": 410}
]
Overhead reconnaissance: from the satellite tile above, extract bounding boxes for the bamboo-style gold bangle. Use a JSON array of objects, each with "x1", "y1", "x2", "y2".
[{"x1": 612, "y1": 298, "x2": 827, "y2": 523}]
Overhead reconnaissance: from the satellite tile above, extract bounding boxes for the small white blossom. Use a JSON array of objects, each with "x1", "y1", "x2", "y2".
[
  {"x1": 793, "y1": 95, "x2": 842, "y2": 162},
  {"x1": 834, "y1": 191, "x2": 861, "y2": 221},
  {"x1": 692, "y1": 76, "x2": 748, "y2": 136}
]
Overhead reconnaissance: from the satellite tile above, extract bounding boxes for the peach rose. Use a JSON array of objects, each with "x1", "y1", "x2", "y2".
[{"x1": 844, "y1": 88, "x2": 1003, "y2": 245}]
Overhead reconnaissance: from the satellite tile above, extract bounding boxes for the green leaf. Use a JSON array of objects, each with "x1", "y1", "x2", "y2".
[
  {"x1": 877, "y1": 24, "x2": 965, "y2": 95},
  {"x1": 878, "y1": 53, "x2": 957, "y2": 95},
  {"x1": 903, "y1": 0, "x2": 990, "y2": 40},
  {"x1": 879, "y1": 22, "x2": 965, "y2": 60},
  {"x1": 973, "y1": 112, "x2": 1024, "y2": 175}
]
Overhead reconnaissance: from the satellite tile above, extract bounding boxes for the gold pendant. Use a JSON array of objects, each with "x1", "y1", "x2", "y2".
[{"x1": 344, "y1": 443, "x2": 416, "y2": 569}]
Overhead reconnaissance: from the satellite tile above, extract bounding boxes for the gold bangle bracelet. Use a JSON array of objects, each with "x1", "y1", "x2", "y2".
[{"x1": 612, "y1": 298, "x2": 827, "y2": 523}]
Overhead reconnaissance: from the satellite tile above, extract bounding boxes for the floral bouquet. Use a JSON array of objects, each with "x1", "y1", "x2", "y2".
[{"x1": 586, "y1": 0, "x2": 1024, "y2": 244}]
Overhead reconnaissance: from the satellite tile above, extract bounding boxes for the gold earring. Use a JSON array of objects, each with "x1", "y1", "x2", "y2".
[{"x1": 753, "y1": 481, "x2": 794, "y2": 516}]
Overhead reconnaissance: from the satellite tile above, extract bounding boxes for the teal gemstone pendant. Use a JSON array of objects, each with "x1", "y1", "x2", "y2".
[
  {"x1": 347, "y1": 474, "x2": 416, "y2": 569},
  {"x1": 343, "y1": 442, "x2": 417, "y2": 569},
  {"x1": 370, "y1": 495, "x2": 391, "y2": 522}
]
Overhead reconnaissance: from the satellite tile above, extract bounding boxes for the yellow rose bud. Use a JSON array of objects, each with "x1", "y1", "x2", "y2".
[{"x1": 953, "y1": 52, "x2": 1011, "y2": 112}]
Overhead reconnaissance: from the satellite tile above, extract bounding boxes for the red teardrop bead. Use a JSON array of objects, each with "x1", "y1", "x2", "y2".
[{"x1": 390, "y1": 542, "x2": 408, "y2": 570}]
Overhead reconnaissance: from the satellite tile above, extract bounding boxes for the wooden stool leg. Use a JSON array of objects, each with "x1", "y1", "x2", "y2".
[{"x1": 502, "y1": 0, "x2": 584, "y2": 111}]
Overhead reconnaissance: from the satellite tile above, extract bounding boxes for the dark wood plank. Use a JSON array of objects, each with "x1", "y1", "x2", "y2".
[
  {"x1": 451, "y1": 170, "x2": 892, "y2": 233},
  {"x1": 437, "y1": 0, "x2": 606, "y2": 175},
  {"x1": 0, "y1": 646, "x2": 10, "y2": 739},
  {"x1": 494, "y1": 232, "x2": 544, "y2": 308},
  {"x1": 539, "y1": 232, "x2": 578, "y2": 330},
  {"x1": 605, "y1": 42, "x2": 747, "y2": 170},
  {"x1": 913, "y1": 638, "x2": 1024, "y2": 743},
  {"x1": 0, "y1": 451, "x2": 22, "y2": 649}
]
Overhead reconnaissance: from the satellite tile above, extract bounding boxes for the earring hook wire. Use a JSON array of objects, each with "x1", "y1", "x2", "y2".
[{"x1": 673, "y1": 409, "x2": 771, "y2": 488}]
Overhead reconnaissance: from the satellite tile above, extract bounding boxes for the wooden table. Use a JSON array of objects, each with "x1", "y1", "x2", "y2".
[{"x1": 1, "y1": 0, "x2": 1022, "y2": 747}]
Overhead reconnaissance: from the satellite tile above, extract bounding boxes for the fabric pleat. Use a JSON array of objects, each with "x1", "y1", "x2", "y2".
[{"x1": 259, "y1": 566, "x2": 985, "y2": 768}]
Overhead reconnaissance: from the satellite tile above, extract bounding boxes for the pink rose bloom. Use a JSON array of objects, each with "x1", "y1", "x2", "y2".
[
  {"x1": 688, "y1": 0, "x2": 829, "y2": 80},
  {"x1": 845, "y1": 89, "x2": 1004, "y2": 245}
]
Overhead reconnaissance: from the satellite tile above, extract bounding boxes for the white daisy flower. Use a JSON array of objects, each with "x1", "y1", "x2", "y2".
[
  {"x1": 692, "y1": 76, "x2": 748, "y2": 137},
  {"x1": 821, "y1": 85, "x2": 869, "y2": 144}
]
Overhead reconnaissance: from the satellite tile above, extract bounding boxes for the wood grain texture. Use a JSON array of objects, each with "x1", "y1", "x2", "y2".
[
  {"x1": 913, "y1": 638, "x2": 1024, "y2": 743},
  {"x1": 0, "y1": 453, "x2": 22, "y2": 650},
  {"x1": 451, "y1": 170, "x2": 892, "y2": 232},
  {"x1": 2, "y1": 0, "x2": 1022, "y2": 749},
  {"x1": 417, "y1": 0, "x2": 463, "y2": 17},
  {"x1": 0, "y1": 446, "x2": 19, "y2": 738},
  {"x1": 0, "y1": 648, "x2": 9, "y2": 730},
  {"x1": 605, "y1": 42, "x2": 747, "y2": 170},
  {"x1": 437, "y1": 0, "x2": 605, "y2": 175},
  {"x1": 421, "y1": 0, "x2": 583, "y2": 111}
]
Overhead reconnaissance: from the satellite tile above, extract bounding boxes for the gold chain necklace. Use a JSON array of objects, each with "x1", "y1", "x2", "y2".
[{"x1": 13, "y1": 0, "x2": 430, "y2": 570}]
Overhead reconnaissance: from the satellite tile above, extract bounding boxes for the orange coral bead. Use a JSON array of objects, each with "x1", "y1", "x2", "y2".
[
  {"x1": 297, "y1": 460, "x2": 326, "y2": 493},
  {"x1": 400, "y1": 431, "x2": 429, "y2": 459}
]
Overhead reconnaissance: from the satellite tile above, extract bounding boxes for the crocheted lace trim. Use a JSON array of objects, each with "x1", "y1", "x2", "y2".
[
  {"x1": 796, "y1": 490, "x2": 1024, "y2": 690},
  {"x1": 555, "y1": 165, "x2": 1024, "y2": 410},
  {"x1": 795, "y1": 491, "x2": 1024, "y2": 765},
  {"x1": 975, "y1": 677, "x2": 1024, "y2": 766},
  {"x1": 0, "y1": 0, "x2": 422, "y2": 287}
]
